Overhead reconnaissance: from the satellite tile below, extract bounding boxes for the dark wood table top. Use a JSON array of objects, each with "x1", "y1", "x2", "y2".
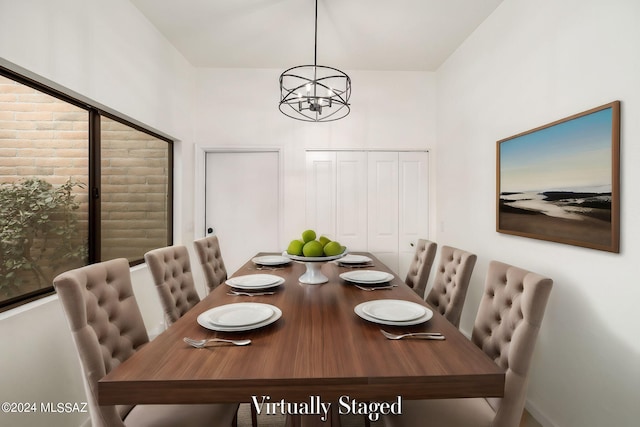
[{"x1": 98, "y1": 252, "x2": 504, "y2": 405}]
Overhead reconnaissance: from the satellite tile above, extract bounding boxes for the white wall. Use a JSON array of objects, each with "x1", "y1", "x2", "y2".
[
  {"x1": 192, "y1": 68, "x2": 437, "y2": 252},
  {"x1": 435, "y1": 0, "x2": 640, "y2": 426},
  {"x1": 0, "y1": 1, "x2": 194, "y2": 426}
]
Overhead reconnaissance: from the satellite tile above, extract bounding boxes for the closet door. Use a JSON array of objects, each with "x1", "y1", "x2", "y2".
[
  {"x1": 367, "y1": 152, "x2": 399, "y2": 273},
  {"x1": 305, "y1": 150, "x2": 429, "y2": 277},
  {"x1": 305, "y1": 151, "x2": 336, "y2": 238},
  {"x1": 398, "y1": 151, "x2": 429, "y2": 280},
  {"x1": 336, "y1": 151, "x2": 367, "y2": 249}
]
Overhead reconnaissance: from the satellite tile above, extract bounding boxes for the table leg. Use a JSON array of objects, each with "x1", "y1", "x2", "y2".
[{"x1": 284, "y1": 404, "x2": 342, "y2": 427}]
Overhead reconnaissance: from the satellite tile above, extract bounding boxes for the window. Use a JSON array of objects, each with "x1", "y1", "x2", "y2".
[
  {"x1": 100, "y1": 116, "x2": 171, "y2": 262},
  {"x1": 0, "y1": 68, "x2": 173, "y2": 312}
]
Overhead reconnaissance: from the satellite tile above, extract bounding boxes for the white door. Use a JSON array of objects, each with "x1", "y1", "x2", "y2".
[
  {"x1": 367, "y1": 151, "x2": 400, "y2": 273},
  {"x1": 398, "y1": 151, "x2": 430, "y2": 280},
  {"x1": 336, "y1": 151, "x2": 368, "y2": 250},
  {"x1": 205, "y1": 151, "x2": 280, "y2": 274},
  {"x1": 305, "y1": 151, "x2": 337, "y2": 238}
]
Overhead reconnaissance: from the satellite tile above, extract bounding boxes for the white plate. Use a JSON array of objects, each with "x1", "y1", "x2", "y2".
[
  {"x1": 225, "y1": 274, "x2": 284, "y2": 289},
  {"x1": 338, "y1": 254, "x2": 372, "y2": 264},
  {"x1": 340, "y1": 270, "x2": 394, "y2": 284},
  {"x1": 198, "y1": 303, "x2": 282, "y2": 332},
  {"x1": 228, "y1": 280, "x2": 284, "y2": 291},
  {"x1": 361, "y1": 299, "x2": 426, "y2": 322},
  {"x1": 354, "y1": 300, "x2": 433, "y2": 326},
  {"x1": 282, "y1": 250, "x2": 347, "y2": 262},
  {"x1": 206, "y1": 303, "x2": 274, "y2": 327},
  {"x1": 252, "y1": 255, "x2": 291, "y2": 266}
]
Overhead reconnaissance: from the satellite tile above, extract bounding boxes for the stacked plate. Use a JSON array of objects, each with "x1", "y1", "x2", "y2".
[
  {"x1": 337, "y1": 254, "x2": 373, "y2": 268},
  {"x1": 251, "y1": 255, "x2": 291, "y2": 266},
  {"x1": 225, "y1": 274, "x2": 284, "y2": 290},
  {"x1": 197, "y1": 302, "x2": 282, "y2": 331},
  {"x1": 354, "y1": 299, "x2": 433, "y2": 326},
  {"x1": 339, "y1": 270, "x2": 394, "y2": 285}
]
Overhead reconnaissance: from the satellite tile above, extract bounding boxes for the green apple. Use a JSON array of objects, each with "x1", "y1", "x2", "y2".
[
  {"x1": 287, "y1": 239, "x2": 304, "y2": 256},
  {"x1": 302, "y1": 240, "x2": 324, "y2": 257},
  {"x1": 301, "y1": 229, "x2": 317, "y2": 243}
]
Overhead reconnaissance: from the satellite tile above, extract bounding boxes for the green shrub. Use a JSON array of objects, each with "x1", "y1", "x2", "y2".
[{"x1": 0, "y1": 178, "x2": 88, "y2": 297}]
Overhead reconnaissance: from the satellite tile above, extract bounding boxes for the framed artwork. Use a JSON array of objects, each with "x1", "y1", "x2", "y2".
[{"x1": 497, "y1": 101, "x2": 620, "y2": 252}]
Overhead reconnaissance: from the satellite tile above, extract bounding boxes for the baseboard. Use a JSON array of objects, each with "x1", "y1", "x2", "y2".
[{"x1": 525, "y1": 400, "x2": 557, "y2": 427}]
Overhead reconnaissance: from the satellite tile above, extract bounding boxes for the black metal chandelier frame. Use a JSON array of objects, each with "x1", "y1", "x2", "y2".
[{"x1": 278, "y1": 0, "x2": 351, "y2": 122}]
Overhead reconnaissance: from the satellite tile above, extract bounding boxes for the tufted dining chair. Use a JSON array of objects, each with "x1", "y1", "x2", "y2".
[
  {"x1": 404, "y1": 239, "x2": 438, "y2": 298},
  {"x1": 383, "y1": 260, "x2": 553, "y2": 427},
  {"x1": 193, "y1": 235, "x2": 228, "y2": 294},
  {"x1": 144, "y1": 245, "x2": 201, "y2": 327},
  {"x1": 425, "y1": 245, "x2": 477, "y2": 328},
  {"x1": 146, "y1": 243, "x2": 257, "y2": 427},
  {"x1": 53, "y1": 258, "x2": 238, "y2": 427}
]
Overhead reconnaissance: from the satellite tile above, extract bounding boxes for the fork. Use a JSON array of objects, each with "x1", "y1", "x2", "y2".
[
  {"x1": 252, "y1": 266, "x2": 284, "y2": 271},
  {"x1": 339, "y1": 263, "x2": 375, "y2": 269},
  {"x1": 354, "y1": 284, "x2": 397, "y2": 291},
  {"x1": 227, "y1": 290, "x2": 276, "y2": 296},
  {"x1": 380, "y1": 329, "x2": 445, "y2": 340},
  {"x1": 183, "y1": 337, "x2": 252, "y2": 348}
]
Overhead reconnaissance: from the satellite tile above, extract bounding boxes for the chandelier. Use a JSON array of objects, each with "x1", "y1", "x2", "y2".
[{"x1": 278, "y1": 0, "x2": 351, "y2": 122}]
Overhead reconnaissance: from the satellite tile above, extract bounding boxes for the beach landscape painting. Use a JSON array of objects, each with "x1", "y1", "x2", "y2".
[{"x1": 497, "y1": 101, "x2": 620, "y2": 252}]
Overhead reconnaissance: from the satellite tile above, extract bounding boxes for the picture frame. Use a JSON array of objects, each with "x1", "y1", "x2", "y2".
[{"x1": 496, "y1": 101, "x2": 620, "y2": 252}]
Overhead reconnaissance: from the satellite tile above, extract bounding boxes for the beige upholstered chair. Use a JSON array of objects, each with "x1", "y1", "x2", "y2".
[
  {"x1": 144, "y1": 245, "x2": 201, "y2": 326},
  {"x1": 384, "y1": 260, "x2": 553, "y2": 427},
  {"x1": 425, "y1": 245, "x2": 477, "y2": 328},
  {"x1": 404, "y1": 239, "x2": 438, "y2": 298},
  {"x1": 193, "y1": 235, "x2": 228, "y2": 293},
  {"x1": 146, "y1": 244, "x2": 257, "y2": 427},
  {"x1": 53, "y1": 258, "x2": 238, "y2": 427}
]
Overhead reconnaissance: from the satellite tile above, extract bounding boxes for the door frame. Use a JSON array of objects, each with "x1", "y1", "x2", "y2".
[{"x1": 194, "y1": 146, "x2": 284, "y2": 251}]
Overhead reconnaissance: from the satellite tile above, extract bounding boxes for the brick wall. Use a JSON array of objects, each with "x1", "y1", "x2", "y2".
[{"x1": 101, "y1": 117, "x2": 169, "y2": 261}]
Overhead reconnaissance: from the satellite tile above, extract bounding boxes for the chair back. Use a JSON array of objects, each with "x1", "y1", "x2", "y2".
[
  {"x1": 404, "y1": 239, "x2": 437, "y2": 298},
  {"x1": 144, "y1": 245, "x2": 201, "y2": 326},
  {"x1": 54, "y1": 258, "x2": 149, "y2": 427},
  {"x1": 471, "y1": 260, "x2": 553, "y2": 427},
  {"x1": 193, "y1": 235, "x2": 228, "y2": 293},
  {"x1": 425, "y1": 245, "x2": 477, "y2": 328}
]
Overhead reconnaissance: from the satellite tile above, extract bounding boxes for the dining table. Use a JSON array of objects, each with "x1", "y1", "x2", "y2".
[{"x1": 98, "y1": 252, "x2": 504, "y2": 426}]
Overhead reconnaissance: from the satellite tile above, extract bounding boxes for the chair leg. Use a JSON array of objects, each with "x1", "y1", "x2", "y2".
[{"x1": 251, "y1": 403, "x2": 258, "y2": 427}]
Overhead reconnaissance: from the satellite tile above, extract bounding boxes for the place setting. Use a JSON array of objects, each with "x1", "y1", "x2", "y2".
[
  {"x1": 250, "y1": 255, "x2": 292, "y2": 270},
  {"x1": 336, "y1": 254, "x2": 375, "y2": 268},
  {"x1": 354, "y1": 298, "x2": 436, "y2": 329},
  {"x1": 339, "y1": 269, "x2": 397, "y2": 290},
  {"x1": 197, "y1": 302, "x2": 282, "y2": 332},
  {"x1": 225, "y1": 273, "x2": 284, "y2": 296}
]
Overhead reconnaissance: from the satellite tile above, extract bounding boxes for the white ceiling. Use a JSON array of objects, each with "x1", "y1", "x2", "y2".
[{"x1": 130, "y1": 0, "x2": 503, "y2": 72}]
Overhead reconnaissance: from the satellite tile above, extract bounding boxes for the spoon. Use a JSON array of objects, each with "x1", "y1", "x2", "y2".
[
  {"x1": 380, "y1": 329, "x2": 445, "y2": 340},
  {"x1": 183, "y1": 337, "x2": 252, "y2": 348}
]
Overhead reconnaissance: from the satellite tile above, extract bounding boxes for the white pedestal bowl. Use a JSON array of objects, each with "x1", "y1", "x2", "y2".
[{"x1": 283, "y1": 251, "x2": 347, "y2": 284}]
